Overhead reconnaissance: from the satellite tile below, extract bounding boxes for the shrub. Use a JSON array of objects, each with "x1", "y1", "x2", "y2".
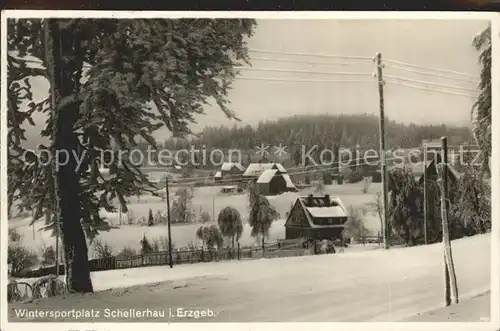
[
  {"x1": 151, "y1": 235, "x2": 174, "y2": 252},
  {"x1": 8, "y1": 244, "x2": 39, "y2": 275},
  {"x1": 92, "y1": 240, "x2": 114, "y2": 259},
  {"x1": 148, "y1": 208, "x2": 154, "y2": 226},
  {"x1": 198, "y1": 210, "x2": 211, "y2": 224},
  {"x1": 140, "y1": 234, "x2": 154, "y2": 254},
  {"x1": 116, "y1": 247, "x2": 138, "y2": 259},
  {"x1": 342, "y1": 205, "x2": 371, "y2": 243},
  {"x1": 8, "y1": 228, "x2": 22, "y2": 243},
  {"x1": 42, "y1": 246, "x2": 56, "y2": 266},
  {"x1": 346, "y1": 170, "x2": 364, "y2": 184}
]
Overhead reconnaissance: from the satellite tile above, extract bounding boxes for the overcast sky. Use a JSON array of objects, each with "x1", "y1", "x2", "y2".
[{"x1": 23, "y1": 18, "x2": 488, "y2": 144}]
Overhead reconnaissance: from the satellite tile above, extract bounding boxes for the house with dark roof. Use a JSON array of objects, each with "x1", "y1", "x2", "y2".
[{"x1": 284, "y1": 194, "x2": 349, "y2": 240}]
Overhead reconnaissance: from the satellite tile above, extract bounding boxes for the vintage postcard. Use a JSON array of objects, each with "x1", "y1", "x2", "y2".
[{"x1": 1, "y1": 10, "x2": 499, "y2": 331}]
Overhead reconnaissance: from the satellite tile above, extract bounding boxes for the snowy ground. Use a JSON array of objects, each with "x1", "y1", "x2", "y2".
[
  {"x1": 9, "y1": 182, "x2": 382, "y2": 257},
  {"x1": 8, "y1": 233, "x2": 490, "y2": 322},
  {"x1": 404, "y1": 292, "x2": 491, "y2": 322}
]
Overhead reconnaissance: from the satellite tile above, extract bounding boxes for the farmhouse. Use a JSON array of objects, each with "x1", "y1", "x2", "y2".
[
  {"x1": 245, "y1": 162, "x2": 297, "y2": 194},
  {"x1": 284, "y1": 194, "x2": 349, "y2": 240},
  {"x1": 242, "y1": 162, "x2": 287, "y2": 177},
  {"x1": 214, "y1": 162, "x2": 245, "y2": 181}
]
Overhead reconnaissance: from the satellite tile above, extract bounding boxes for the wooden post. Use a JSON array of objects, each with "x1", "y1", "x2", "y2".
[
  {"x1": 165, "y1": 177, "x2": 173, "y2": 268},
  {"x1": 423, "y1": 143, "x2": 428, "y2": 245},
  {"x1": 375, "y1": 52, "x2": 390, "y2": 249},
  {"x1": 440, "y1": 137, "x2": 459, "y2": 306}
]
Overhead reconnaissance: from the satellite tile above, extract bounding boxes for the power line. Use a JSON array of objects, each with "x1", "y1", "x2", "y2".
[
  {"x1": 166, "y1": 151, "x2": 424, "y2": 185},
  {"x1": 384, "y1": 63, "x2": 478, "y2": 84},
  {"x1": 386, "y1": 81, "x2": 477, "y2": 98},
  {"x1": 249, "y1": 48, "x2": 373, "y2": 61},
  {"x1": 236, "y1": 77, "x2": 374, "y2": 84},
  {"x1": 384, "y1": 75, "x2": 479, "y2": 93},
  {"x1": 249, "y1": 56, "x2": 374, "y2": 67},
  {"x1": 237, "y1": 66, "x2": 373, "y2": 77},
  {"x1": 383, "y1": 58, "x2": 478, "y2": 79}
]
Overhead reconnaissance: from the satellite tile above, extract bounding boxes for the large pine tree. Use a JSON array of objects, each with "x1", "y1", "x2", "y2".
[
  {"x1": 7, "y1": 18, "x2": 256, "y2": 292},
  {"x1": 471, "y1": 23, "x2": 491, "y2": 176}
]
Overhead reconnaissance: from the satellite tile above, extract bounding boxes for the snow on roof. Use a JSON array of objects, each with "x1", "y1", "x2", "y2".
[
  {"x1": 214, "y1": 171, "x2": 222, "y2": 178},
  {"x1": 243, "y1": 163, "x2": 288, "y2": 177},
  {"x1": 306, "y1": 206, "x2": 348, "y2": 218},
  {"x1": 243, "y1": 163, "x2": 275, "y2": 177},
  {"x1": 274, "y1": 163, "x2": 287, "y2": 173},
  {"x1": 221, "y1": 162, "x2": 245, "y2": 172},
  {"x1": 293, "y1": 196, "x2": 348, "y2": 228},
  {"x1": 282, "y1": 173, "x2": 296, "y2": 189},
  {"x1": 257, "y1": 169, "x2": 278, "y2": 183}
]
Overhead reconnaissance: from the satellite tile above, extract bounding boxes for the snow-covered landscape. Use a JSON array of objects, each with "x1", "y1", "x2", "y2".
[
  {"x1": 5, "y1": 14, "x2": 495, "y2": 328},
  {"x1": 8, "y1": 233, "x2": 491, "y2": 322},
  {"x1": 9, "y1": 182, "x2": 382, "y2": 258}
]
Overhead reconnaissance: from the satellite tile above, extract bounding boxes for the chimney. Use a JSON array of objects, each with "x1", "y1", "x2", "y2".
[
  {"x1": 324, "y1": 194, "x2": 330, "y2": 206},
  {"x1": 307, "y1": 194, "x2": 313, "y2": 206}
]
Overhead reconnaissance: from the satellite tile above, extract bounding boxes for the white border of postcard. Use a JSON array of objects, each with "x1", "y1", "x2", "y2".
[{"x1": 1, "y1": 10, "x2": 499, "y2": 331}]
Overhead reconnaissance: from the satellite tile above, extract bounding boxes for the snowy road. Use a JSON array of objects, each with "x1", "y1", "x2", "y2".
[{"x1": 9, "y1": 234, "x2": 491, "y2": 322}]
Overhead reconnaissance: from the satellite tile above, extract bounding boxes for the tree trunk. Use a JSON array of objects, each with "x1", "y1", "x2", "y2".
[
  {"x1": 261, "y1": 234, "x2": 265, "y2": 257},
  {"x1": 48, "y1": 19, "x2": 93, "y2": 293},
  {"x1": 231, "y1": 236, "x2": 235, "y2": 259}
]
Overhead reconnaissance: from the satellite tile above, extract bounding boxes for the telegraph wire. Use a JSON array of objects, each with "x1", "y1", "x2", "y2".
[
  {"x1": 384, "y1": 75, "x2": 479, "y2": 93},
  {"x1": 248, "y1": 48, "x2": 373, "y2": 61}
]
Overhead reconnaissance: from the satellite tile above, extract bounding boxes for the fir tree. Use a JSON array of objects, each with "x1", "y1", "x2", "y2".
[{"x1": 7, "y1": 18, "x2": 256, "y2": 293}]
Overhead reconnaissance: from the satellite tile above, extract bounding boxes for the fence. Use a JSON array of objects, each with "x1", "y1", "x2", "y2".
[{"x1": 14, "y1": 239, "x2": 328, "y2": 278}]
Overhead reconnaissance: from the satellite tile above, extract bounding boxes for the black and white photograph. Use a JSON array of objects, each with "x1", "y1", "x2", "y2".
[{"x1": 1, "y1": 11, "x2": 499, "y2": 330}]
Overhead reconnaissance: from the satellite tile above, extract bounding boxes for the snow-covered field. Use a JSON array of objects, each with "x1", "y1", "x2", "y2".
[
  {"x1": 9, "y1": 182, "x2": 382, "y2": 257},
  {"x1": 9, "y1": 233, "x2": 491, "y2": 322}
]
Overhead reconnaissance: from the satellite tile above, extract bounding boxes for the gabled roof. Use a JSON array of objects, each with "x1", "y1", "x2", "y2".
[
  {"x1": 288, "y1": 196, "x2": 348, "y2": 229},
  {"x1": 214, "y1": 171, "x2": 222, "y2": 178},
  {"x1": 274, "y1": 163, "x2": 287, "y2": 173},
  {"x1": 257, "y1": 169, "x2": 278, "y2": 183},
  {"x1": 282, "y1": 173, "x2": 296, "y2": 189},
  {"x1": 221, "y1": 162, "x2": 245, "y2": 172},
  {"x1": 243, "y1": 163, "x2": 287, "y2": 177}
]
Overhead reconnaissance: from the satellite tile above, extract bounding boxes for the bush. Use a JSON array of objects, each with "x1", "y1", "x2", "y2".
[
  {"x1": 342, "y1": 206, "x2": 371, "y2": 243},
  {"x1": 9, "y1": 228, "x2": 22, "y2": 243},
  {"x1": 8, "y1": 244, "x2": 39, "y2": 275},
  {"x1": 116, "y1": 246, "x2": 138, "y2": 259},
  {"x1": 198, "y1": 210, "x2": 211, "y2": 224},
  {"x1": 151, "y1": 235, "x2": 174, "y2": 252},
  {"x1": 92, "y1": 240, "x2": 114, "y2": 259},
  {"x1": 346, "y1": 170, "x2": 364, "y2": 184},
  {"x1": 42, "y1": 246, "x2": 56, "y2": 266}
]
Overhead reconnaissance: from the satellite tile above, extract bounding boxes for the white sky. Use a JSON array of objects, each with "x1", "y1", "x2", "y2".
[{"x1": 21, "y1": 19, "x2": 488, "y2": 144}]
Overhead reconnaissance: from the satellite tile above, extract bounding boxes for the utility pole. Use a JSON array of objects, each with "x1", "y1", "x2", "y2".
[
  {"x1": 45, "y1": 19, "x2": 62, "y2": 277},
  {"x1": 423, "y1": 143, "x2": 428, "y2": 245},
  {"x1": 165, "y1": 176, "x2": 173, "y2": 268},
  {"x1": 440, "y1": 137, "x2": 459, "y2": 306},
  {"x1": 375, "y1": 52, "x2": 390, "y2": 249}
]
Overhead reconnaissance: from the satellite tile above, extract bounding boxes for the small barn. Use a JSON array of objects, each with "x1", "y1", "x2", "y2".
[
  {"x1": 214, "y1": 171, "x2": 222, "y2": 182},
  {"x1": 220, "y1": 162, "x2": 245, "y2": 176},
  {"x1": 242, "y1": 162, "x2": 286, "y2": 178},
  {"x1": 284, "y1": 194, "x2": 349, "y2": 240},
  {"x1": 245, "y1": 162, "x2": 297, "y2": 193},
  {"x1": 214, "y1": 162, "x2": 244, "y2": 181},
  {"x1": 256, "y1": 169, "x2": 288, "y2": 195}
]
